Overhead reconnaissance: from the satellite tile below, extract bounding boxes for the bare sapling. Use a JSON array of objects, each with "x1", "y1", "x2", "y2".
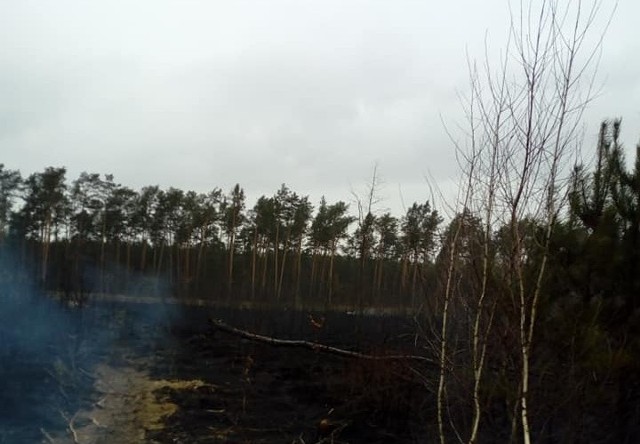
[{"x1": 448, "y1": 1, "x2": 614, "y2": 443}]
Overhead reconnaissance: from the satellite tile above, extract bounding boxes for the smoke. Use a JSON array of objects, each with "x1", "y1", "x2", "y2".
[{"x1": 0, "y1": 246, "x2": 179, "y2": 442}]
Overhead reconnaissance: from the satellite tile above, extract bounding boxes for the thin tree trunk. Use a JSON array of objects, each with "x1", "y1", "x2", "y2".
[
  {"x1": 100, "y1": 216, "x2": 106, "y2": 293},
  {"x1": 273, "y1": 225, "x2": 279, "y2": 295},
  {"x1": 261, "y1": 239, "x2": 269, "y2": 290},
  {"x1": 41, "y1": 213, "x2": 52, "y2": 284},
  {"x1": 277, "y1": 236, "x2": 289, "y2": 301},
  {"x1": 400, "y1": 255, "x2": 408, "y2": 292},
  {"x1": 184, "y1": 244, "x2": 191, "y2": 292},
  {"x1": 113, "y1": 240, "x2": 121, "y2": 293},
  {"x1": 437, "y1": 237, "x2": 461, "y2": 444},
  {"x1": 169, "y1": 241, "x2": 175, "y2": 286},
  {"x1": 251, "y1": 228, "x2": 258, "y2": 299},
  {"x1": 126, "y1": 241, "x2": 131, "y2": 289},
  {"x1": 319, "y1": 250, "x2": 327, "y2": 300},
  {"x1": 227, "y1": 232, "x2": 235, "y2": 299},
  {"x1": 376, "y1": 257, "x2": 384, "y2": 297},
  {"x1": 309, "y1": 247, "x2": 318, "y2": 300},
  {"x1": 411, "y1": 260, "x2": 418, "y2": 308},
  {"x1": 140, "y1": 236, "x2": 148, "y2": 272},
  {"x1": 156, "y1": 242, "x2": 164, "y2": 278},
  {"x1": 328, "y1": 244, "x2": 336, "y2": 306},
  {"x1": 197, "y1": 233, "x2": 205, "y2": 284},
  {"x1": 294, "y1": 235, "x2": 304, "y2": 307},
  {"x1": 372, "y1": 256, "x2": 379, "y2": 297}
]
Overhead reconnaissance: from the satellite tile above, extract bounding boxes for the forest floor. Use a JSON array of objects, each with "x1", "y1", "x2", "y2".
[{"x1": 1, "y1": 302, "x2": 433, "y2": 444}]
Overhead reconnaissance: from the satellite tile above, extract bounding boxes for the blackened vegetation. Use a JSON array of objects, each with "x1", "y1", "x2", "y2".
[
  {"x1": 0, "y1": 293, "x2": 433, "y2": 442},
  {"x1": 0, "y1": 298, "x2": 170, "y2": 442},
  {"x1": 148, "y1": 308, "x2": 432, "y2": 443}
]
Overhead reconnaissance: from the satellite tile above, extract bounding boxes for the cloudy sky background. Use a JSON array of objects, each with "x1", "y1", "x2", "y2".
[{"x1": 1, "y1": 0, "x2": 638, "y2": 216}]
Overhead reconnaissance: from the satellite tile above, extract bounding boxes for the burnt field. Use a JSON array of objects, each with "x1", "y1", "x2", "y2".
[{"x1": 0, "y1": 300, "x2": 434, "y2": 443}]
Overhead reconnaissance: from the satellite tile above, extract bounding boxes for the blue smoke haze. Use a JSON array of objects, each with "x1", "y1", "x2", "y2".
[{"x1": 0, "y1": 246, "x2": 180, "y2": 442}]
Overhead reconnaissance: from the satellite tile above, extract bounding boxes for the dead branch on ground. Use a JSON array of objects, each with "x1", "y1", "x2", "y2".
[
  {"x1": 40, "y1": 428, "x2": 56, "y2": 444},
  {"x1": 59, "y1": 410, "x2": 79, "y2": 444},
  {"x1": 209, "y1": 319, "x2": 437, "y2": 365}
]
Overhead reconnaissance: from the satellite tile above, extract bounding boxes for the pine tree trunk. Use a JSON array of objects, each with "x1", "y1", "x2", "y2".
[
  {"x1": 277, "y1": 236, "x2": 289, "y2": 301},
  {"x1": 319, "y1": 251, "x2": 327, "y2": 300},
  {"x1": 411, "y1": 260, "x2": 418, "y2": 308},
  {"x1": 400, "y1": 256, "x2": 408, "y2": 292},
  {"x1": 126, "y1": 241, "x2": 131, "y2": 290},
  {"x1": 227, "y1": 236, "x2": 234, "y2": 299},
  {"x1": 376, "y1": 257, "x2": 384, "y2": 298},
  {"x1": 156, "y1": 242, "x2": 164, "y2": 278},
  {"x1": 184, "y1": 245, "x2": 191, "y2": 294},
  {"x1": 169, "y1": 242, "x2": 174, "y2": 286},
  {"x1": 273, "y1": 225, "x2": 279, "y2": 295},
  {"x1": 328, "y1": 243, "x2": 336, "y2": 306},
  {"x1": 309, "y1": 247, "x2": 318, "y2": 300},
  {"x1": 41, "y1": 213, "x2": 52, "y2": 284},
  {"x1": 141, "y1": 236, "x2": 148, "y2": 272},
  {"x1": 196, "y1": 227, "x2": 206, "y2": 290},
  {"x1": 261, "y1": 239, "x2": 269, "y2": 291},
  {"x1": 113, "y1": 240, "x2": 121, "y2": 293},
  {"x1": 100, "y1": 217, "x2": 106, "y2": 293},
  {"x1": 251, "y1": 228, "x2": 258, "y2": 299},
  {"x1": 294, "y1": 235, "x2": 304, "y2": 307}
]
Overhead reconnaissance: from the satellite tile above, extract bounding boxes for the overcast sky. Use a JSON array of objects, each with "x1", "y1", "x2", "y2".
[{"x1": 1, "y1": 0, "x2": 638, "y2": 216}]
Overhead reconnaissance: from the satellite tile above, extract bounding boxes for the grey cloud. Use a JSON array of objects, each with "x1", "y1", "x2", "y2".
[{"x1": 0, "y1": 1, "x2": 637, "y2": 217}]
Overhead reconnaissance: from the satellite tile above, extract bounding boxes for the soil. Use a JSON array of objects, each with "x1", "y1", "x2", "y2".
[{"x1": 1, "y1": 302, "x2": 433, "y2": 444}]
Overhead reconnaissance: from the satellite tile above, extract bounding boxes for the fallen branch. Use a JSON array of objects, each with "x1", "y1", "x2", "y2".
[
  {"x1": 40, "y1": 427, "x2": 56, "y2": 444},
  {"x1": 209, "y1": 319, "x2": 436, "y2": 364},
  {"x1": 59, "y1": 410, "x2": 79, "y2": 444}
]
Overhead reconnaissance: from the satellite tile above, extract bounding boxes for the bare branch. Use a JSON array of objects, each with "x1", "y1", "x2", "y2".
[{"x1": 209, "y1": 319, "x2": 437, "y2": 365}]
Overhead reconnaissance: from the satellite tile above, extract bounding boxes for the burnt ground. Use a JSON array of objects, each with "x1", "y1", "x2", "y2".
[
  {"x1": 1, "y1": 302, "x2": 435, "y2": 444},
  {"x1": 147, "y1": 307, "x2": 434, "y2": 443}
]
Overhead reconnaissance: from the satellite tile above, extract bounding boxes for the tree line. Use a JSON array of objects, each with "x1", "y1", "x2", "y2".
[
  {"x1": 0, "y1": 164, "x2": 444, "y2": 309},
  {"x1": 1, "y1": 118, "x2": 639, "y2": 319}
]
